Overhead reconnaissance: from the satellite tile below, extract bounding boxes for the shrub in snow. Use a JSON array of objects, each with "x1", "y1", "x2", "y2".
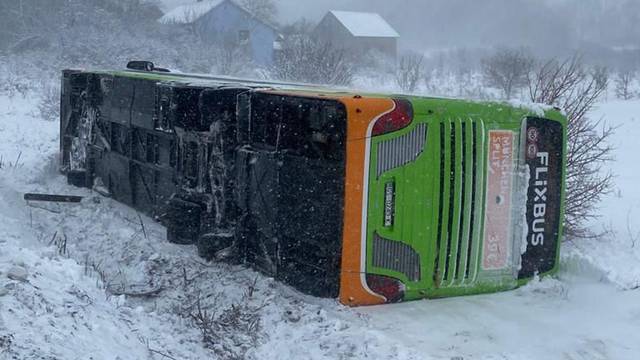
[
  {"x1": 0, "y1": 334, "x2": 13, "y2": 354},
  {"x1": 210, "y1": 41, "x2": 257, "y2": 77},
  {"x1": 615, "y1": 70, "x2": 636, "y2": 100},
  {"x1": 0, "y1": 58, "x2": 32, "y2": 97},
  {"x1": 189, "y1": 290, "x2": 263, "y2": 359},
  {"x1": 38, "y1": 83, "x2": 61, "y2": 122},
  {"x1": 482, "y1": 47, "x2": 534, "y2": 100},
  {"x1": 0, "y1": 0, "x2": 223, "y2": 81},
  {"x1": 396, "y1": 52, "x2": 425, "y2": 93},
  {"x1": 528, "y1": 55, "x2": 614, "y2": 237},
  {"x1": 272, "y1": 35, "x2": 354, "y2": 86}
]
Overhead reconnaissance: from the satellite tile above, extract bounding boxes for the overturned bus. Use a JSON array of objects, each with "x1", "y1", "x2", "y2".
[{"x1": 60, "y1": 62, "x2": 566, "y2": 306}]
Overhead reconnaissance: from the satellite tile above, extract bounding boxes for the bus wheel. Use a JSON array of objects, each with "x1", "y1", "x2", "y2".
[
  {"x1": 164, "y1": 198, "x2": 202, "y2": 245},
  {"x1": 67, "y1": 170, "x2": 93, "y2": 188},
  {"x1": 197, "y1": 232, "x2": 235, "y2": 261}
]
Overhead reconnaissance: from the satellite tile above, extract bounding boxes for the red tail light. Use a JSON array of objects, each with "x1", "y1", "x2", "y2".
[
  {"x1": 372, "y1": 98, "x2": 414, "y2": 136},
  {"x1": 366, "y1": 274, "x2": 405, "y2": 303}
]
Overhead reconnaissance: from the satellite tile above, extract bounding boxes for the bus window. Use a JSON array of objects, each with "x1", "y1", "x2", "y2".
[
  {"x1": 247, "y1": 93, "x2": 346, "y2": 161},
  {"x1": 111, "y1": 122, "x2": 130, "y2": 156},
  {"x1": 184, "y1": 141, "x2": 199, "y2": 186}
]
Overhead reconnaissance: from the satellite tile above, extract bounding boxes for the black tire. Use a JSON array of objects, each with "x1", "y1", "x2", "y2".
[
  {"x1": 67, "y1": 170, "x2": 93, "y2": 188},
  {"x1": 197, "y1": 232, "x2": 235, "y2": 261},
  {"x1": 166, "y1": 226, "x2": 196, "y2": 245},
  {"x1": 164, "y1": 198, "x2": 202, "y2": 245}
]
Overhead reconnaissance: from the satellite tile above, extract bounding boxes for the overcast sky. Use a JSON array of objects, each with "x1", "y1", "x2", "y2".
[
  {"x1": 275, "y1": 0, "x2": 365, "y2": 22},
  {"x1": 283, "y1": 0, "x2": 639, "y2": 54}
]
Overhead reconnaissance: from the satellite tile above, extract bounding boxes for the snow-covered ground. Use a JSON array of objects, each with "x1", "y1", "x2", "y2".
[
  {"x1": 568, "y1": 100, "x2": 640, "y2": 291},
  {"x1": 1, "y1": 92, "x2": 640, "y2": 359}
]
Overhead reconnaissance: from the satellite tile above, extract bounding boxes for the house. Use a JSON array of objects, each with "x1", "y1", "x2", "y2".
[
  {"x1": 313, "y1": 10, "x2": 400, "y2": 60},
  {"x1": 159, "y1": 0, "x2": 281, "y2": 67}
]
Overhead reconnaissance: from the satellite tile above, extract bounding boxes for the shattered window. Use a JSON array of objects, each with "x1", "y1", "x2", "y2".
[
  {"x1": 169, "y1": 140, "x2": 177, "y2": 168},
  {"x1": 156, "y1": 91, "x2": 171, "y2": 130},
  {"x1": 248, "y1": 94, "x2": 346, "y2": 161},
  {"x1": 185, "y1": 141, "x2": 199, "y2": 181},
  {"x1": 146, "y1": 134, "x2": 159, "y2": 164},
  {"x1": 132, "y1": 129, "x2": 145, "y2": 161},
  {"x1": 110, "y1": 122, "x2": 130, "y2": 156}
]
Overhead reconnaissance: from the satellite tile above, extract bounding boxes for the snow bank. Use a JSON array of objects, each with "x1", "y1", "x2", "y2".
[
  {"x1": 571, "y1": 99, "x2": 640, "y2": 290},
  {"x1": 0, "y1": 92, "x2": 419, "y2": 359}
]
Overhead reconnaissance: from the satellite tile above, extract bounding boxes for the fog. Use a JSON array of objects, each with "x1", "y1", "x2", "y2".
[
  {"x1": 2, "y1": 0, "x2": 638, "y2": 80},
  {"x1": 276, "y1": 0, "x2": 640, "y2": 57}
]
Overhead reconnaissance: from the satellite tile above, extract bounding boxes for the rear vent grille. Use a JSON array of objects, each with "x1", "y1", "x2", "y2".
[
  {"x1": 376, "y1": 124, "x2": 427, "y2": 177},
  {"x1": 434, "y1": 118, "x2": 485, "y2": 287},
  {"x1": 372, "y1": 233, "x2": 421, "y2": 282}
]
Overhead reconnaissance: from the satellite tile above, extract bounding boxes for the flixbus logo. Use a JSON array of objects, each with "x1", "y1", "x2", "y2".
[
  {"x1": 530, "y1": 150, "x2": 549, "y2": 247},
  {"x1": 527, "y1": 126, "x2": 549, "y2": 247}
]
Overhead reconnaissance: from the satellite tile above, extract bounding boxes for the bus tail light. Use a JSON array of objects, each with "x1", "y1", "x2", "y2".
[
  {"x1": 372, "y1": 98, "x2": 413, "y2": 136},
  {"x1": 366, "y1": 274, "x2": 405, "y2": 303}
]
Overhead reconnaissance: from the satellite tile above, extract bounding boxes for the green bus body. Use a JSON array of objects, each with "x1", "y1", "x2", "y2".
[{"x1": 365, "y1": 98, "x2": 566, "y2": 301}]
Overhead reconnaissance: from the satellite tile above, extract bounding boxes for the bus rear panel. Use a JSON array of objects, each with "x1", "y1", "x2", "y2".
[{"x1": 344, "y1": 98, "x2": 566, "y2": 305}]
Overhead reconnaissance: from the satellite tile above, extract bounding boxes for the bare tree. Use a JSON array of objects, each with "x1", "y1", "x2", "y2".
[
  {"x1": 615, "y1": 70, "x2": 635, "y2": 100},
  {"x1": 528, "y1": 55, "x2": 614, "y2": 237},
  {"x1": 592, "y1": 65, "x2": 609, "y2": 99},
  {"x1": 240, "y1": 0, "x2": 278, "y2": 24},
  {"x1": 209, "y1": 32, "x2": 254, "y2": 76},
  {"x1": 272, "y1": 36, "x2": 353, "y2": 86},
  {"x1": 482, "y1": 47, "x2": 534, "y2": 99},
  {"x1": 396, "y1": 52, "x2": 424, "y2": 93}
]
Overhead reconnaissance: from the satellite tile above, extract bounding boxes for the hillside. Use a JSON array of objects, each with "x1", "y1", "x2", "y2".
[{"x1": 1, "y1": 90, "x2": 639, "y2": 359}]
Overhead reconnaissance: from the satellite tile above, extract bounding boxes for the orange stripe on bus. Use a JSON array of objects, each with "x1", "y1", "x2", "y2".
[{"x1": 338, "y1": 96, "x2": 395, "y2": 306}]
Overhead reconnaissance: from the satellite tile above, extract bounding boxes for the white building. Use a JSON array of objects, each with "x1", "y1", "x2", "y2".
[{"x1": 313, "y1": 10, "x2": 400, "y2": 59}]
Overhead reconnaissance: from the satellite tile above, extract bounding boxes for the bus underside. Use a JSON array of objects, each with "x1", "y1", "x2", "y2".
[{"x1": 61, "y1": 70, "x2": 347, "y2": 298}]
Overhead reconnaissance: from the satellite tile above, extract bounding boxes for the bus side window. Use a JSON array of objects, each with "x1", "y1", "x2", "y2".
[
  {"x1": 156, "y1": 87, "x2": 171, "y2": 131},
  {"x1": 236, "y1": 92, "x2": 251, "y2": 146},
  {"x1": 111, "y1": 122, "x2": 130, "y2": 156},
  {"x1": 308, "y1": 104, "x2": 345, "y2": 162},
  {"x1": 266, "y1": 97, "x2": 283, "y2": 148},
  {"x1": 169, "y1": 140, "x2": 177, "y2": 168},
  {"x1": 249, "y1": 96, "x2": 266, "y2": 148},
  {"x1": 279, "y1": 99, "x2": 306, "y2": 153},
  {"x1": 185, "y1": 141, "x2": 199, "y2": 183},
  {"x1": 246, "y1": 94, "x2": 346, "y2": 161},
  {"x1": 146, "y1": 134, "x2": 159, "y2": 164},
  {"x1": 132, "y1": 129, "x2": 144, "y2": 161}
]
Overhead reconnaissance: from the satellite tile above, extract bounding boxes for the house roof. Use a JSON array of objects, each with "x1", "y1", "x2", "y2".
[
  {"x1": 158, "y1": 0, "x2": 279, "y2": 31},
  {"x1": 159, "y1": 0, "x2": 225, "y2": 24},
  {"x1": 329, "y1": 10, "x2": 399, "y2": 38}
]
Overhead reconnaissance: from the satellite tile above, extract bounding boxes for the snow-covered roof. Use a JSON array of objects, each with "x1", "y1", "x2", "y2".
[
  {"x1": 158, "y1": 0, "x2": 280, "y2": 32},
  {"x1": 159, "y1": 0, "x2": 225, "y2": 24},
  {"x1": 330, "y1": 10, "x2": 399, "y2": 38},
  {"x1": 150, "y1": 0, "x2": 194, "y2": 14}
]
